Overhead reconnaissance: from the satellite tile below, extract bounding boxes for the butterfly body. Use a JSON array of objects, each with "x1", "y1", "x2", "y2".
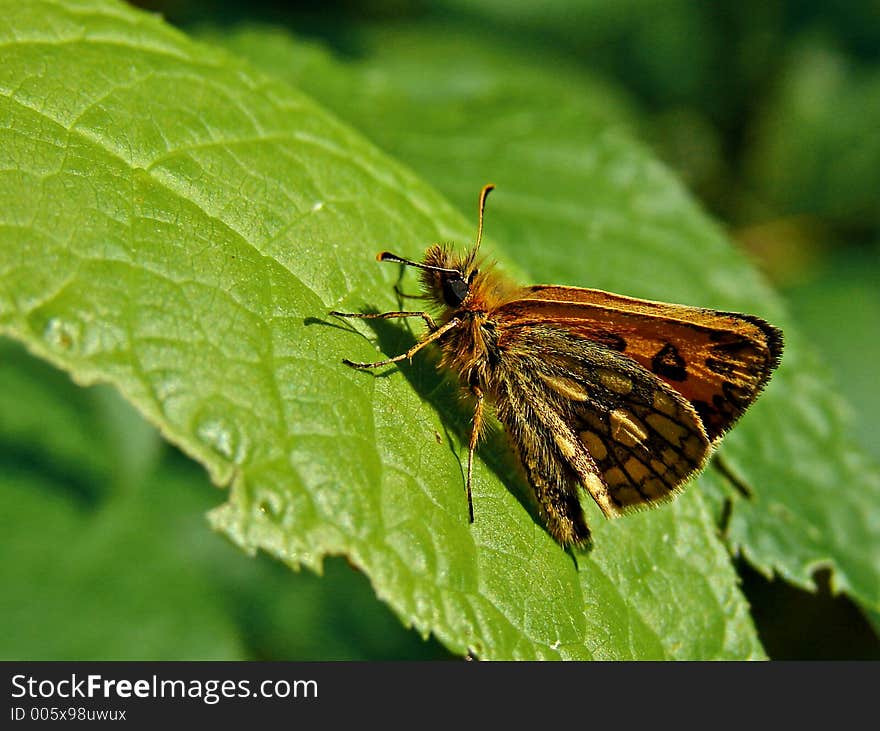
[{"x1": 332, "y1": 185, "x2": 783, "y2": 547}]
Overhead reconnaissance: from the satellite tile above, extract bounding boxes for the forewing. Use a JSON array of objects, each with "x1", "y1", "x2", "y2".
[
  {"x1": 499, "y1": 287, "x2": 783, "y2": 441},
  {"x1": 495, "y1": 324, "x2": 711, "y2": 519}
]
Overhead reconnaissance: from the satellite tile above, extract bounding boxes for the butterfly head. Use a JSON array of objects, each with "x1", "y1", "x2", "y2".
[
  {"x1": 375, "y1": 184, "x2": 495, "y2": 312},
  {"x1": 423, "y1": 245, "x2": 478, "y2": 308},
  {"x1": 375, "y1": 246, "x2": 476, "y2": 310}
]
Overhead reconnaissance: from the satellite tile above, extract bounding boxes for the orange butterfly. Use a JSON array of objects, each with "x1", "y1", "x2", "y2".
[{"x1": 333, "y1": 185, "x2": 783, "y2": 546}]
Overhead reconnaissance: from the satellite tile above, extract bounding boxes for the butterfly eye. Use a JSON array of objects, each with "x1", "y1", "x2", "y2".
[{"x1": 442, "y1": 277, "x2": 470, "y2": 307}]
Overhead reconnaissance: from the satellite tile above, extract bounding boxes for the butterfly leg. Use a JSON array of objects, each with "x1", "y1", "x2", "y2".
[
  {"x1": 330, "y1": 309, "x2": 437, "y2": 331},
  {"x1": 711, "y1": 452, "x2": 754, "y2": 499},
  {"x1": 393, "y1": 284, "x2": 432, "y2": 301},
  {"x1": 335, "y1": 316, "x2": 460, "y2": 370},
  {"x1": 465, "y1": 385, "x2": 484, "y2": 524}
]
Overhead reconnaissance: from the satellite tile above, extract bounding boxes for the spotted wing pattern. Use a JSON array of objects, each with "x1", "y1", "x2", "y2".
[
  {"x1": 491, "y1": 323, "x2": 711, "y2": 544},
  {"x1": 499, "y1": 287, "x2": 783, "y2": 442}
]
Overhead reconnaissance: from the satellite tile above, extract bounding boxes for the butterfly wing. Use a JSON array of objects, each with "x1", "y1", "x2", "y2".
[
  {"x1": 492, "y1": 322, "x2": 711, "y2": 544},
  {"x1": 499, "y1": 287, "x2": 783, "y2": 442},
  {"x1": 493, "y1": 368, "x2": 595, "y2": 546}
]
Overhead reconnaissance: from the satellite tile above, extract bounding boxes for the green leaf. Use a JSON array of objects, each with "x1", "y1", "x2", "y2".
[
  {"x1": 201, "y1": 21, "x2": 880, "y2": 609},
  {"x1": 0, "y1": 0, "x2": 764, "y2": 659},
  {"x1": 0, "y1": 338, "x2": 114, "y2": 490},
  {"x1": 0, "y1": 464, "x2": 247, "y2": 660},
  {"x1": 0, "y1": 339, "x2": 451, "y2": 660},
  {"x1": 783, "y1": 248, "x2": 880, "y2": 464},
  {"x1": 0, "y1": 340, "x2": 243, "y2": 659}
]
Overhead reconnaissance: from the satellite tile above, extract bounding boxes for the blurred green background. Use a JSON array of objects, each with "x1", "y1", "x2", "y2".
[{"x1": 2, "y1": 0, "x2": 878, "y2": 659}]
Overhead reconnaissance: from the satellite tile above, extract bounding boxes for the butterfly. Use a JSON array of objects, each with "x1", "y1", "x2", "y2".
[{"x1": 332, "y1": 185, "x2": 783, "y2": 546}]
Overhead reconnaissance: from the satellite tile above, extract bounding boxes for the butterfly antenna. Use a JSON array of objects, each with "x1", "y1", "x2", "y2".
[
  {"x1": 465, "y1": 183, "x2": 494, "y2": 272},
  {"x1": 376, "y1": 251, "x2": 460, "y2": 277}
]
